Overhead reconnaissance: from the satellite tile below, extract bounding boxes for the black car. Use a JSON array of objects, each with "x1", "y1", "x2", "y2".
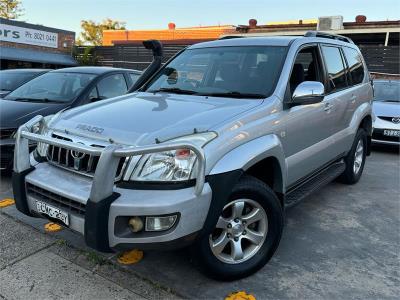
[
  {"x1": 0, "y1": 66, "x2": 141, "y2": 170},
  {"x1": 0, "y1": 69, "x2": 50, "y2": 98}
]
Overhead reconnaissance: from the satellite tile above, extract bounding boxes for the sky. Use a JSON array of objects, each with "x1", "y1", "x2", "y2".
[{"x1": 19, "y1": 0, "x2": 399, "y2": 37}]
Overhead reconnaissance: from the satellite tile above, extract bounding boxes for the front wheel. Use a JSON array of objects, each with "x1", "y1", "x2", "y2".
[
  {"x1": 194, "y1": 175, "x2": 284, "y2": 280},
  {"x1": 338, "y1": 128, "x2": 367, "y2": 184}
]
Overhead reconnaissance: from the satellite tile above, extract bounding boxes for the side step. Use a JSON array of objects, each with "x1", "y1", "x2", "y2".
[{"x1": 285, "y1": 160, "x2": 346, "y2": 208}]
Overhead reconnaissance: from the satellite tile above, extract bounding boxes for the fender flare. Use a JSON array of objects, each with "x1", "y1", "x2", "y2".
[
  {"x1": 198, "y1": 135, "x2": 286, "y2": 239},
  {"x1": 349, "y1": 102, "x2": 373, "y2": 135},
  {"x1": 209, "y1": 134, "x2": 287, "y2": 193}
]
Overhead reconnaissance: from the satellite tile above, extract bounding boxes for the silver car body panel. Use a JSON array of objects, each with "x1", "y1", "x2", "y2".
[{"x1": 13, "y1": 36, "x2": 373, "y2": 249}]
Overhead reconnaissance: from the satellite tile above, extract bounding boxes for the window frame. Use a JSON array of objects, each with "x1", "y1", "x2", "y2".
[
  {"x1": 319, "y1": 43, "x2": 350, "y2": 94},
  {"x1": 285, "y1": 43, "x2": 327, "y2": 102},
  {"x1": 96, "y1": 72, "x2": 128, "y2": 99},
  {"x1": 341, "y1": 46, "x2": 366, "y2": 87}
]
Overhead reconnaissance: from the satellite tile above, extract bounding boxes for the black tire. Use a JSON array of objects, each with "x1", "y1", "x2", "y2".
[
  {"x1": 338, "y1": 128, "x2": 367, "y2": 184},
  {"x1": 193, "y1": 175, "x2": 284, "y2": 281}
]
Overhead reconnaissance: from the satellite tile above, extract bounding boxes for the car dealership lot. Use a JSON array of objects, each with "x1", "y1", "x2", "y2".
[{"x1": 0, "y1": 147, "x2": 399, "y2": 300}]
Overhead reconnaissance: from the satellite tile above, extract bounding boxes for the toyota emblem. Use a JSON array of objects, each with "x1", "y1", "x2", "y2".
[{"x1": 71, "y1": 142, "x2": 86, "y2": 170}]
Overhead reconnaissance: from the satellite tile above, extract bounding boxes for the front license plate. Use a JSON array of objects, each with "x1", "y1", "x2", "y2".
[
  {"x1": 383, "y1": 130, "x2": 400, "y2": 137},
  {"x1": 36, "y1": 201, "x2": 69, "y2": 226}
]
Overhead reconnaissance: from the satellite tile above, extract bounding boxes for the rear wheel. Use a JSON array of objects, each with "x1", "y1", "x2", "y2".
[
  {"x1": 338, "y1": 128, "x2": 367, "y2": 184},
  {"x1": 194, "y1": 175, "x2": 284, "y2": 280}
]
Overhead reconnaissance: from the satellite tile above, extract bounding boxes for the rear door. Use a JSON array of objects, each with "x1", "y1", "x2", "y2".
[{"x1": 320, "y1": 44, "x2": 354, "y2": 155}]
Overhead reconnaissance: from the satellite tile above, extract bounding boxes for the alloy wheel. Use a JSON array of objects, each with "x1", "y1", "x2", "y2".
[
  {"x1": 209, "y1": 199, "x2": 268, "y2": 264},
  {"x1": 353, "y1": 139, "x2": 364, "y2": 175}
]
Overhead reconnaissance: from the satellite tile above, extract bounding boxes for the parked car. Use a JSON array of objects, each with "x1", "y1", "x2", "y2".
[
  {"x1": 0, "y1": 69, "x2": 50, "y2": 98},
  {"x1": 0, "y1": 67, "x2": 141, "y2": 170},
  {"x1": 12, "y1": 32, "x2": 373, "y2": 280},
  {"x1": 372, "y1": 80, "x2": 400, "y2": 146}
]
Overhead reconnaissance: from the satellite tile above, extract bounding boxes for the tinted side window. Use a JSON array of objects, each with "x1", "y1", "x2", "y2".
[
  {"x1": 321, "y1": 46, "x2": 348, "y2": 91},
  {"x1": 97, "y1": 74, "x2": 128, "y2": 99},
  {"x1": 289, "y1": 46, "x2": 323, "y2": 95},
  {"x1": 343, "y1": 47, "x2": 365, "y2": 85}
]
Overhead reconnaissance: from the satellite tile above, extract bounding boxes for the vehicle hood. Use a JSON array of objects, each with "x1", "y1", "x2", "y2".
[
  {"x1": 53, "y1": 92, "x2": 263, "y2": 146},
  {"x1": 373, "y1": 101, "x2": 400, "y2": 117},
  {"x1": 0, "y1": 99, "x2": 68, "y2": 129}
]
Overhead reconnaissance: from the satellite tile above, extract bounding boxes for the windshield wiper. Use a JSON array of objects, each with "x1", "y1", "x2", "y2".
[
  {"x1": 149, "y1": 87, "x2": 199, "y2": 95},
  {"x1": 201, "y1": 91, "x2": 266, "y2": 99},
  {"x1": 12, "y1": 97, "x2": 59, "y2": 103},
  {"x1": 377, "y1": 99, "x2": 398, "y2": 103}
]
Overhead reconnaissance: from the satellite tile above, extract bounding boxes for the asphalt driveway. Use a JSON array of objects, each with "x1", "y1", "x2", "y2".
[{"x1": 0, "y1": 146, "x2": 399, "y2": 299}]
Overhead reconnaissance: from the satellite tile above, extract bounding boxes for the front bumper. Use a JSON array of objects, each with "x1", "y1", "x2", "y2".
[
  {"x1": 13, "y1": 115, "x2": 210, "y2": 252},
  {"x1": 17, "y1": 163, "x2": 212, "y2": 250},
  {"x1": 372, "y1": 118, "x2": 400, "y2": 146}
]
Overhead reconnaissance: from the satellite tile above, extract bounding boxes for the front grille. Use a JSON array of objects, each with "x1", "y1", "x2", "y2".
[
  {"x1": 372, "y1": 129, "x2": 400, "y2": 142},
  {"x1": 377, "y1": 116, "x2": 398, "y2": 123},
  {"x1": 0, "y1": 128, "x2": 16, "y2": 140},
  {"x1": 46, "y1": 133, "x2": 127, "y2": 179},
  {"x1": 27, "y1": 183, "x2": 86, "y2": 216}
]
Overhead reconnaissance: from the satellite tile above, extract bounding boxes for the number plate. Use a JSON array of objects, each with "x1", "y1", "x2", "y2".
[
  {"x1": 36, "y1": 201, "x2": 69, "y2": 226},
  {"x1": 383, "y1": 130, "x2": 400, "y2": 137}
]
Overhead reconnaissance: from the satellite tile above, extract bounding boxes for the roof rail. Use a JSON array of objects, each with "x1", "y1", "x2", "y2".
[
  {"x1": 304, "y1": 31, "x2": 354, "y2": 44},
  {"x1": 219, "y1": 35, "x2": 245, "y2": 40}
]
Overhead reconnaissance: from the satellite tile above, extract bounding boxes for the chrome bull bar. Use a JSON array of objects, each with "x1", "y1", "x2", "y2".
[{"x1": 14, "y1": 116, "x2": 206, "y2": 200}]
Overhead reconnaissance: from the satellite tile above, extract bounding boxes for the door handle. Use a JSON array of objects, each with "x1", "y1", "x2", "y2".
[{"x1": 324, "y1": 103, "x2": 333, "y2": 112}]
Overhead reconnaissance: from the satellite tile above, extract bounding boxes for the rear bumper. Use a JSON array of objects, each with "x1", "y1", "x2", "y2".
[{"x1": 14, "y1": 163, "x2": 212, "y2": 252}]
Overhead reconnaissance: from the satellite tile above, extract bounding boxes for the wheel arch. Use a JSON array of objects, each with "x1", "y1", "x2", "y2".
[{"x1": 209, "y1": 134, "x2": 287, "y2": 196}]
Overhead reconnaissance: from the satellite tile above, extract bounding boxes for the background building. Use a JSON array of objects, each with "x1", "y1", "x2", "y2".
[
  {"x1": 102, "y1": 23, "x2": 235, "y2": 46},
  {"x1": 0, "y1": 18, "x2": 77, "y2": 69},
  {"x1": 78, "y1": 16, "x2": 399, "y2": 75}
]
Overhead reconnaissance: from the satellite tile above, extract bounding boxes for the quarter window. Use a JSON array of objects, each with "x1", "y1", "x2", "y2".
[
  {"x1": 128, "y1": 73, "x2": 140, "y2": 87},
  {"x1": 97, "y1": 74, "x2": 128, "y2": 99},
  {"x1": 343, "y1": 47, "x2": 365, "y2": 85},
  {"x1": 321, "y1": 46, "x2": 348, "y2": 91}
]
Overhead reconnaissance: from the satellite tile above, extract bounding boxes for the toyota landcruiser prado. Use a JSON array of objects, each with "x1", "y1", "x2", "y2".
[{"x1": 13, "y1": 32, "x2": 373, "y2": 280}]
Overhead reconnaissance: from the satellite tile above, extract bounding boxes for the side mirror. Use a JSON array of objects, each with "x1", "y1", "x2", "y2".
[{"x1": 291, "y1": 81, "x2": 325, "y2": 106}]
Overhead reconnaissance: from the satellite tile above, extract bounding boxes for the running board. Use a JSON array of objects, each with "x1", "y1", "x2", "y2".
[{"x1": 285, "y1": 160, "x2": 346, "y2": 208}]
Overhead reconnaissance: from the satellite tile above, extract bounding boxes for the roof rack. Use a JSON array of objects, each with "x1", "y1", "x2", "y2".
[{"x1": 304, "y1": 31, "x2": 354, "y2": 44}]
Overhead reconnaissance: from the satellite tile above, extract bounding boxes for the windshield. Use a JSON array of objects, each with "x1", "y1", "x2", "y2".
[
  {"x1": 5, "y1": 72, "x2": 96, "y2": 103},
  {"x1": 143, "y1": 46, "x2": 287, "y2": 98},
  {"x1": 0, "y1": 72, "x2": 41, "y2": 91},
  {"x1": 373, "y1": 81, "x2": 400, "y2": 103}
]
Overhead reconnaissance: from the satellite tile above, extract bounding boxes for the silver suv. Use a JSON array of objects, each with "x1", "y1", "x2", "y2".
[{"x1": 13, "y1": 32, "x2": 373, "y2": 280}]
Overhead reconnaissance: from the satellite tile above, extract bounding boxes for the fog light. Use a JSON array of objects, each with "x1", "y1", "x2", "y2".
[
  {"x1": 145, "y1": 215, "x2": 177, "y2": 231},
  {"x1": 128, "y1": 216, "x2": 144, "y2": 233}
]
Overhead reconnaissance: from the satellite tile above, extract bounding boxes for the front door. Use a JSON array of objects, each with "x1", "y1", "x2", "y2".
[{"x1": 282, "y1": 44, "x2": 336, "y2": 186}]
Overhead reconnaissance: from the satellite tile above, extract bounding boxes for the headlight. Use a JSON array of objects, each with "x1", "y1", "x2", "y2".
[{"x1": 128, "y1": 132, "x2": 216, "y2": 182}]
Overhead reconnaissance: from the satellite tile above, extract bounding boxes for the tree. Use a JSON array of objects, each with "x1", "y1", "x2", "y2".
[
  {"x1": 77, "y1": 18, "x2": 126, "y2": 46},
  {"x1": 0, "y1": 0, "x2": 23, "y2": 19},
  {"x1": 73, "y1": 46, "x2": 100, "y2": 66}
]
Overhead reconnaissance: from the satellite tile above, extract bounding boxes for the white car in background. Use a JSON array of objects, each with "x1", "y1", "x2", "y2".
[{"x1": 372, "y1": 80, "x2": 400, "y2": 146}]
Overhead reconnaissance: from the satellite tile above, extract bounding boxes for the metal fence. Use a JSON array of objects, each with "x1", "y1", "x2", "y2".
[
  {"x1": 359, "y1": 45, "x2": 399, "y2": 74},
  {"x1": 75, "y1": 44, "x2": 187, "y2": 71},
  {"x1": 75, "y1": 44, "x2": 400, "y2": 74}
]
